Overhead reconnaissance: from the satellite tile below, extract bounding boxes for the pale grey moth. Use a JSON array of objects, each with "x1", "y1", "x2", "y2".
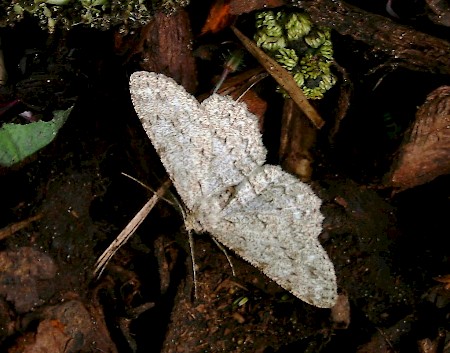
[{"x1": 129, "y1": 71, "x2": 337, "y2": 308}]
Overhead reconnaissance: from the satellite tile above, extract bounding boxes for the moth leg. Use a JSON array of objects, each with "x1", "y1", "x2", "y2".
[
  {"x1": 187, "y1": 230, "x2": 199, "y2": 300},
  {"x1": 211, "y1": 237, "x2": 236, "y2": 277}
]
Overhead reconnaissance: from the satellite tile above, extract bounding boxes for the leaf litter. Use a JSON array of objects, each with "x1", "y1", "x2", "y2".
[{"x1": 0, "y1": 1, "x2": 449, "y2": 352}]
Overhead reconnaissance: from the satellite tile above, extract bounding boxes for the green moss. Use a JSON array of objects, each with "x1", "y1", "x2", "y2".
[
  {"x1": 254, "y1": 10, "x2": 337, "y2": 100},
  {"x1": 0, "y1": 0, "x2": 189, "y2": 33}
]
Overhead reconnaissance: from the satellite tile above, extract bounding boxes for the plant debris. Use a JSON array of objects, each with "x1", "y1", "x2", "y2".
[
  {"x1": 387, "y1": 85, "x2": 450, "y2": 192},
  {"x1": 0, "y1": 0, "x2": 449, "y2": 352}
]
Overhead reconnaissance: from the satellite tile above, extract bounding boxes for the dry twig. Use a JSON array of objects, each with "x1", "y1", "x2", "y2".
[
  {"x1": 231, "y1": 26, "x2": 325, "y2": 129},
  {"x1": 94, "y1": 178, "x2": 172, "y2": 277},
  {"x1": 0, "y1": 213, "x2": 43, "y2": 240}
]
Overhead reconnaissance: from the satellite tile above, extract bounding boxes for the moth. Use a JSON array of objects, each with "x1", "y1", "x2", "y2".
[{"x1": 129, "y1": 71, "x2": 337, "y2": 308}]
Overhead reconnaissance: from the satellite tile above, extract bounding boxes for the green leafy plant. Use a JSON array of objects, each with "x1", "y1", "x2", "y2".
[{"x1": 254, "y1": 10, "x2": 337, "y2": 99}]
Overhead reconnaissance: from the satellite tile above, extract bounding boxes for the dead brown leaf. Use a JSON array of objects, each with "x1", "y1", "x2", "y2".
[
  {"x1": 10, "y1": 301, "x2": 118, "y2": 353},
  {"x1": 201, "y1": 0, "x2": 234, "y2": 35},
  {"x1": 387, "y1": 86, "x2": 450, "y2": 192}
]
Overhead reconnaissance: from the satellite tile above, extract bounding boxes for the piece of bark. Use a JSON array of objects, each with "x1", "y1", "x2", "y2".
[
  {"x1": 0, "y1": 214, "x2": 42, "y2": 241},
  {"x1": 386, "y1": 86, "x2": 450, "y2": 192},
  {"x1": 138, "y1": 9, "x2": 197, "y2": 93},
  {"x1": 279, "y1": 98, "x2": 317, "y2": 181},
  {"x1": 297, "y1": 0, "x2": 450, "y2": 75},
  {"x1": 426, "y1": 0, "x2": 450, "y2": 27},
  {"x1": 229, "y1": 0, "x2": 285, "y2": 15},
  {"x1": 328, "y1": 63, "x2": 353, "y2": 142},
  {"x1": 356, "y1": 315, "x2": 415, "y2": 353}
]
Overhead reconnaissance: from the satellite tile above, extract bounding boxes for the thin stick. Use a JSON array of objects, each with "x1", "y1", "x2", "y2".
[
  {"x1": 94, "y1": 178, "x2": 172, "y2": 278},
  {"x1": 0, "y1": 213, "x2": 43, "y2": 240},
  {"x1": 231, "y1": 26, "x2": 325, "y2": 129}
]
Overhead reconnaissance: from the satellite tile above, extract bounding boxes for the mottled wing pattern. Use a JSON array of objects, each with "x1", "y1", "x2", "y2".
[
  {"x1": 196, "y1": 165, "x2": 337, "y2": 308},
  {"x1": 130, "y1": 71, "x2": 214, "y2": 210},
  {"x1": 130, "y1": 72, "x2": 267, "y2": 209},
  {"x1": 198, "y1": 94, "x2": 267, "y2": 196},
  {"x1": 130, "y1": 71, "x2": 337, "y2": 308}
]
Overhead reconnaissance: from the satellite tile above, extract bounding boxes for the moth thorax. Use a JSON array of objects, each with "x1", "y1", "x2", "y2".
[
  {"x1": 184, "y1": 212, "x2": 205, "y2": 234},
  {"x1": 187, "y1": 193, "x2": 227, "y2": 233}
]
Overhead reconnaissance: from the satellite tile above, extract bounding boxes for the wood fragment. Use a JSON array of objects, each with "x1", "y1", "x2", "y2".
[
  {"x1": 425, "y1": 0, "x2": 450, "y2": 27},
  {"x1": 328, "y1": 63, "x2": 353, "y2": 142},
  {"x1": 231, "y1": 26, "x2": 325, "y2": 129},
  {"x1": 138, "y1": 10, "x2": 197, "y2": 93},
  {"x1": 229, "y1": 0, "x2": 285, "y2": 15},
  {"x1": 215, "y1": 67, "x2": 267, "y2": 97},
  {"x1": 279, "y1": 98, "x2": 317, "y2": 181},
  {"x1": 298, "y1": 0, "x2": 450, "y2": 75},
  {"x1": 0, "y1": 213, "x2": 42, "y2": 240}
]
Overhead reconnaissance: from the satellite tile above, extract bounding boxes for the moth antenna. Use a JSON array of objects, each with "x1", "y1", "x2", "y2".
[
  {"x1": 235, "y1": 79, "x2": 260, "y2": 103},
  {"x1": 121, "y1": 172, "x2": 180, "y2": 208}
]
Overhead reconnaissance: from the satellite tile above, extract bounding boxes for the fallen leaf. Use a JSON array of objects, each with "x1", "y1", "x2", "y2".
[
  {"x1": 0, "y1": 247, "x2": 57, "y2": 313},
  {"x1": 201, "y1": 0, "x2": 234, "y2": 35},
  {"x1": 387, "y1": 86, "x2": 450, "y2": 192}
]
